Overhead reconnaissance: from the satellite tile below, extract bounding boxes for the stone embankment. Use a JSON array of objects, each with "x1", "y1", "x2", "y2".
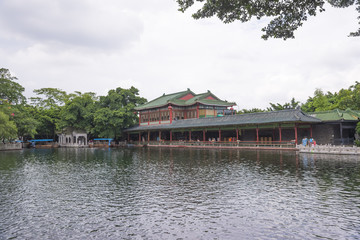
[
  {"x1": 0, "y1": 143, "x2": 22, "y2": 151},
  {"x1": 298, "y1": 145, "x2": 360, "y2": 155}
]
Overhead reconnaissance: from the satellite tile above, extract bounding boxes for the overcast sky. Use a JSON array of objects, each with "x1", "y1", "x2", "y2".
[{"x1": 1, "y1": 0, "x2": 360, "y2": 110}]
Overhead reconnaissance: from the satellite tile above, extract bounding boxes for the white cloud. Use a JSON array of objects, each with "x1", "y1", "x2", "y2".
[
  {"x1": 0, "y1": 0, "x2": 144, "y2": 51},
  {"x1": 0, "y1": 0, "x2": 359, "y2": 110}
]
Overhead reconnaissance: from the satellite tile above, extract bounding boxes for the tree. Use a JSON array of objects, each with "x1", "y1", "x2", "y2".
[
  {"x1": 58, "y1": 92, "x2": 98, "y2": 133},
  {"x1": 301, "y1": 88, "x2": 333, "y2": 112},
  {"x1": 93, "y1": 87, "x2": 146, "y2": 139},
  {"x1": 268, "y1": 97, "x2": 300, "y2": 111},
  {"x1": 0, "y1": 68, "x2": 26, "y2": 104},
  {"x1": 30, "y1": 88, "x2": 69, "y2": 108},
  {"x1": 177, "y1": 0, "x2": 360, "y2": 40},
  {"x1": 237, "y1": 108, "x2": 266, "y2": 114},
  {"x1": 9, "y1": 104, "x2": 39, "y2": 139},
  {"x1": 0, "y1": 110, "x2": 17, "y2": 142}
]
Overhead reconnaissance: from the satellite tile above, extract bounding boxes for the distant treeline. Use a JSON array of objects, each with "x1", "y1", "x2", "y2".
[
  {"x1": 237, "y1": 82, "x2": 360, "y2": 114},
  {"x1": 1, "y1": 67, "x2": 360, "y2": 142},
  {"x1": 0, "y1": 68, "x2": 146, "y2": 142}
]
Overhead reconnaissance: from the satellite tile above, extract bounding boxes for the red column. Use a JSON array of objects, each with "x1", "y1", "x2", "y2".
[
  {"x1": 219, "y1": 129, "x2": 221, "y2": 141},
  {"x1": 159, "y1": 109, "x2": 161, "y2": 124},
  {"x1": 256, "y1": 127, "x2": 259, "y2": 143},
  {"x1": 279, "y1": 126, "x2": 282, "y2": 143},
  {"x1": 148, "y1": 111, "x2": 150, "y2": 125},
  {"x1": 236, "y1": 128, "x2": 239, "y2": 141},
  {"x1": 168, "y1": 105, "x2": 173, "y2": 124},
  {"x1": 189, "y1": 131, "x2": 192, "y2": 141},
  {"x1": 170, "y1": 131, "x2": 172, "y2": 142},
  {"x1": 203, "y1": 130, "x2": 206, "y2": 141},
  {"x1": 196, "y1": 104, "x2": 199, "y2": 118},
  {"x1": 139, "y1": 112, "x2": 141, "y2": 125},
  {"x1": 138, "y1": 133, "x2": 141, "y2": 143},
  {"x1": 147, "y1": 131, "x2": 150, "y2": 142},
  {"x1": 127, "y1": 133, "x2": 130, "y2": 142},
  {"x1": 310, "y1": 125, "x2": 313, "y2": 138},
  {"x1": 159, "y1": 131, "x2": 161, "y2": 141},
  {"x1": 294, "y1": 124, "x2": 298, "y2": 145}
]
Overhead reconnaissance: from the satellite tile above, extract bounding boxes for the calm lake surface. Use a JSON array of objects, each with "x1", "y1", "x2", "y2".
[{"x1": 0, "y1": 148, "x2": 359, "y2": 239}]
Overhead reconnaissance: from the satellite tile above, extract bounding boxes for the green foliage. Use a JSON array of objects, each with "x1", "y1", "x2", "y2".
[
  {"x1": 93, "y1": 87, "x2": 146, "y2": 139},
  {"x1": 0, "y1": 110, "x2": 18, "y2": 142},
  {"x1": 268, "y1": 98, "x2": 300, "y2": 111},
  {"x1": 0, "y1": 68, "x2": 26, "y2": 104},
  {"x1": 30, "y1": 88, "x2": 69, "y2": 108},
  {"x1": 237, "y1": 108, "x2": 266, "y2": 114},
  {"x1": 11, "y1": 105, "x2": 39, "y2": 138},
  {"x1": 58, "y1": 92, "x2": 98, "y2": 133},
  {"x1": 301, "y1": 83, "x2": 360, "y2": 112},
  {"x1": 177, "y1": 0, "x2": 360, "y2": 40}
]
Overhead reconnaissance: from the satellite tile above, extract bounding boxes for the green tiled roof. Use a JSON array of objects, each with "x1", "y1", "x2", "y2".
[
  {"x1": 135, "y1": 89, "x2": 236, "y2": 110},
  {"x1": 125, "y1": 109, "x2": 321, "y2": 132},
  {"x1": 307, "y1": 109, "x2": 360, "y2": 122}
]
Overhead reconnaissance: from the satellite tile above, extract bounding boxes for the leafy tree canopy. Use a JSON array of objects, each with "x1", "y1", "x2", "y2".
[
  {"x1": 93, "y1": 87, "x2": 147, "y2": 139},
  {"x1": 268, "y1": 97, "x2": 300, "y2": 111},
  {"x1": 0, "y1": 68, "x2": 26, "y2": 104},
  {"x1": 177, "y1": 0, "x2": 360, "y2": 40},
  {"x1": 30, "y1": 88, "x2": 69, "y2": 108},
  {"x1": 0, "y1": 110, "x2": 18, "y2": 142},
  {"x1": 58, "y1": 92, "x2": 98, "y2": 133}
]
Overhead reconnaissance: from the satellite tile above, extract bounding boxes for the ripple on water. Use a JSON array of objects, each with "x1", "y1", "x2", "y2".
[{"x1": 0, "y1": 148, "x2": 360, "y2": 239}]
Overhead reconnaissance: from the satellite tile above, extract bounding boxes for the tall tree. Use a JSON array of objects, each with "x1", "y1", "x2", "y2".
[
  {"x1": 302, "y1": 89, "x2": 333, "y2": 112},
  {"x1": 30, "y1": 88, "x2": 69, "y2": 108},
  {"x1": 93, "y1": 87, "x2": 146, "y2": 139},
  {"x1": 0, "y1": 68, "x2": 26, "y2": 104},
  {"x1": 268, "y1": 97, "x2": 300, "y2": 111},
  {"x1": 177, "y1": 0, "x2": 360, "y2": 40},
  {"x1": 0, "y1": 110, "x2": 17, "y2": 142},
  {"x1": 58, "y1": 92, "x2": 98, "y2": 133}
]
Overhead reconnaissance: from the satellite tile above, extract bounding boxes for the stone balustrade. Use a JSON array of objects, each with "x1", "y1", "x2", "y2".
[{"x1": 297, "y1": 144, "x2": 360, "y2": 155}]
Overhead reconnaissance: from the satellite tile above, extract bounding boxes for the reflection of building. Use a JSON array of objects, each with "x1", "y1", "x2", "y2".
[
  {"x1": 58, "y1": 127, "x2": 88, "y2": 147},
  {"x1": 308, "y1": 109, "x2": 360, "y2": 145},
  {"x1": 135, "y1": 89, "x2": 236, "y2": 126}
]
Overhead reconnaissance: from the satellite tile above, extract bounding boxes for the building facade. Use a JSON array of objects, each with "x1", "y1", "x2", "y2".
[{"x1": 135, "y1": 89, "x2": 236, "y2": 126}]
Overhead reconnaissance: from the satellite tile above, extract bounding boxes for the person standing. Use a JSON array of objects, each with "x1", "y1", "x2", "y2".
[
  {"x1": 302, "y1": 137, "x2": 308, "y2": 147},
  {"x1": 309, "y1": 137, "x2": 314, "y2": 147}
]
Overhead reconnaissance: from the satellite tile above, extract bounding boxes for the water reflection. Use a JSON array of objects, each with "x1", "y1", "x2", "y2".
[{"x1": 0, "y1": 148, "x2": 359, "y2": 239}]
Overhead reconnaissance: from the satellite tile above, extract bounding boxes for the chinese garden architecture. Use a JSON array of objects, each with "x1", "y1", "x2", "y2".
[
  {"x1": 135, "y1": 88, "x2": 236, "y2": 125},
  {"x1": 125, "y1": 89, "x2": 335, "y2": 148}
]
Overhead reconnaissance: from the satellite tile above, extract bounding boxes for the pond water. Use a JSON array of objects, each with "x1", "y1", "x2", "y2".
[{"x1": 0, "y1": 148, "x2": 359, "y2": 239}]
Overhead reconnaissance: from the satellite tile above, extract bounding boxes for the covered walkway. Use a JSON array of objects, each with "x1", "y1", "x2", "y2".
[{"x1": 125, "y1": 109, "x2": 321, "y2": 148}]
